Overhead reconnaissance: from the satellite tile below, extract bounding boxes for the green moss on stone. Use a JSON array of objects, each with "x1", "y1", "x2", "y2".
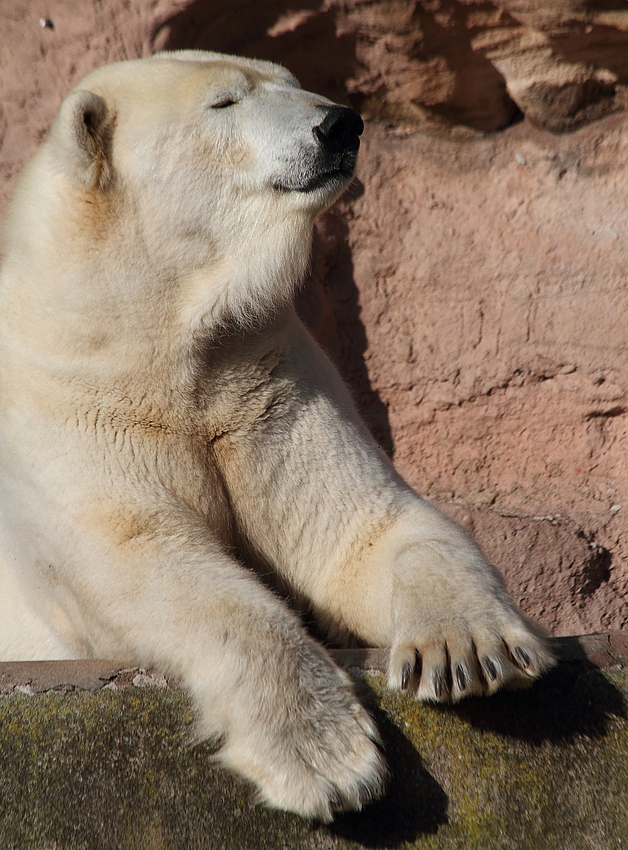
[{"x1": 0, "y1": 659, "x2": 626, "y2": 849}]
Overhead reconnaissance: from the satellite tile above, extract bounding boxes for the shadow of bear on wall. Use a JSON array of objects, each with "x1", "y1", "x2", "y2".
[{"x1": 298, "y1": 193, "x2": 396, "y2": 457}]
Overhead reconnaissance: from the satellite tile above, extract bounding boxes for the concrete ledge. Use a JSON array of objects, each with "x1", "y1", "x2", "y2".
[
  {"x1": 1, "y1": 633, "x2": 626, "y2": 693},
  {"x1": 0, "y1": 635, "x2": 626, "y2": 849}
]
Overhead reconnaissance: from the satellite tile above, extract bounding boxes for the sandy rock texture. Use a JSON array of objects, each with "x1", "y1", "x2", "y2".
[{"x1": 1, "y1": 0, "x2": 627, "y2": 636}]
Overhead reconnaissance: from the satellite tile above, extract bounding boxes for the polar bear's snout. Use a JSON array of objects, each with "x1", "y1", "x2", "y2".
[
  {"x1": 272, "y1": 103, "x2": 364, "y2": 196},
  {"x1": 313, "y1": 105, "x2": 363, "y2": 155}
]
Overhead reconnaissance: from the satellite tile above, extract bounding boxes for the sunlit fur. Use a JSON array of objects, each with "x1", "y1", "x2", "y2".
[{"x1": 0, "y1": 52, "x2": 554, "y2": 821}]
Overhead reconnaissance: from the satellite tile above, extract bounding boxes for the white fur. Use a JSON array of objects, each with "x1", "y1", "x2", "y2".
[{"x1": 0, "y1": 51, "x2": 554, "y2": 820}]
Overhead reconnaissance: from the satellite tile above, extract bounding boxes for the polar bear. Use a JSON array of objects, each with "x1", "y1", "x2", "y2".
[{"x1": 0, "y1": 51, "x2": 554, "y2": 820}]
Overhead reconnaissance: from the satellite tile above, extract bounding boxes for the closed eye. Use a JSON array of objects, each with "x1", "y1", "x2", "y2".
[{"x1": 210, "y1": 96, "x2": 238, "y2": 109}]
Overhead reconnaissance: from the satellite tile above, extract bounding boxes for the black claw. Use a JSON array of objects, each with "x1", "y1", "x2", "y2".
[
  {"x1": 483, "y1": 657, "x2": 498, "y2": 682},
  {"x1": 401, "y1": 661, "x2": 412, "y2": 691},
  {"x1": 455, "y1": 663, "x2": 468, "y2": 691},
  {"x1": 433, "y1": 667, "x2": 444, "y2": 699},
  {"x1": 514, "y1": 646, "x2": 531, "y2": 669},
  {"x1": 401, "y1": 660, "x2": 412, "y2": 691}
]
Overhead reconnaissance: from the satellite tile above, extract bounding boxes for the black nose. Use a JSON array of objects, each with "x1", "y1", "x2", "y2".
[{"x1": 313, "y1": 106, "x2": 364, "y2": 154}]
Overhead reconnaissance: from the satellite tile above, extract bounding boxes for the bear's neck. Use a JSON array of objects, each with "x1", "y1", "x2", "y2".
[
  {"x1": 178, "y1": 232, "x2": 313, "y2": 335},
  {"x1": 0, "y1": 203, "x2": 314, "y2": 398}
]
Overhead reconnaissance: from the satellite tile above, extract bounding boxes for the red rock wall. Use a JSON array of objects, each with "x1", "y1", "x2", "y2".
[{"x1": 1, "y1": 0, "x2": 627, "y2": 635}]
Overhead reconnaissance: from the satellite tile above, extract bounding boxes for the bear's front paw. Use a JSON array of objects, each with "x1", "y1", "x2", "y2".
[
  {"x1": 388, "y1": 618, "x2": 554, "y2": 703},
  {"x1": 217, "y1": 638, "x2": 387, "y2": 821},
  {"x1": 386, "y1": 543, "x2": 556, "y2": 703}
]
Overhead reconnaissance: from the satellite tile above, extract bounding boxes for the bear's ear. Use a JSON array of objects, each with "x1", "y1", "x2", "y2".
[{"x1": 52, "y1": 89, "x2": 113, "y2": 190}]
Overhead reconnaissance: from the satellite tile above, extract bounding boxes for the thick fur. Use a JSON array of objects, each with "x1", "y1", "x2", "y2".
[{"x1": 0, "y1": 51, "x2": 554, "y2": 820}]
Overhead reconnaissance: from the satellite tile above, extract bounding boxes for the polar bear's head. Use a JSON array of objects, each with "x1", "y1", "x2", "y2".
[
  {"x1": 6, "y1": 52, "x2": 363, "y2": 332},
  {"x1": 55, "y1": 52, "x2": 363, "y2": 205}
]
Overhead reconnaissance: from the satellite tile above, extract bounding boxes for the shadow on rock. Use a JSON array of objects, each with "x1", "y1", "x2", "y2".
[
  {"x1": 326, "y1": 684, "x2": 448, "y2": 849},
  {"x1": 298, "y1": 200, "x2": 395, "y2": 457},
  {"x1": 443, "y1": 638, "x2": 626, "y2": 744}
]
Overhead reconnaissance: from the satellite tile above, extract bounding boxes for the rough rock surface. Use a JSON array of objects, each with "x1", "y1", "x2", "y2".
[
  {"x1": 1, "y1": 0, "x2": 627, "y2": 635},
  {"x1": 0, "y1": 641, "x2": 627, "y2": 849}
]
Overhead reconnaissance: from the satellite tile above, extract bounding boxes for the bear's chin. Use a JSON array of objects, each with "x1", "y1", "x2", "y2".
[
  {"x1": 271, "y1": 169, "x2": 353, "y2": 195},
  {"x1": 271, "y1": 146, "x2": 359, "y2": 196}
]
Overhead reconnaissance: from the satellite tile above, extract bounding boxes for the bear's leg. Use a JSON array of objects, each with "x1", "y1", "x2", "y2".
[
  {"x1": 209, "y1": 319, "x2": 555, "y2": 703},
  {"x1": 55, "y1": 508, "x2": 386, "y2": 821}
]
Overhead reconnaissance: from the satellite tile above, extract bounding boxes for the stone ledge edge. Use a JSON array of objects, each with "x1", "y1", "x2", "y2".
[{"x1": 0, "y1": 633, "x2": 626, "y2": 694}]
